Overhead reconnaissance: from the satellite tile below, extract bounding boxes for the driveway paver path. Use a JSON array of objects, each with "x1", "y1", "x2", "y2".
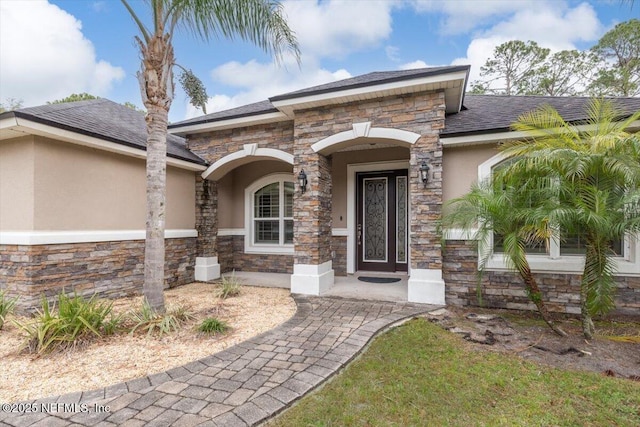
[{"x1": 1, "y1": 296, "x2": 438, "y2": 427}]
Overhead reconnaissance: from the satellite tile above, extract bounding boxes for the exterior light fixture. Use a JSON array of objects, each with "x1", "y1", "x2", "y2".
[
  {"x1": 298, "y1": 169, "x2": 308, "y2": 193},
  {"x1": 419, "y1": 161, "x2": 430, "y2": 188}
]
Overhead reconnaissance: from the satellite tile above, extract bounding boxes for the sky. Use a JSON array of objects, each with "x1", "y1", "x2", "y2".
[{"x1": 0, "y1": 0, "x2": 637, "y2": 123}]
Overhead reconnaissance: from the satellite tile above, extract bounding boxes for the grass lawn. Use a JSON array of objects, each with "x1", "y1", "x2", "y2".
[{"x1": 270, "y1": 318, "x2": 640, "y2": 427}]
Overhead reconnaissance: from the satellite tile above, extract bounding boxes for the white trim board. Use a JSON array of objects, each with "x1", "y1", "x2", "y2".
[
  {"x1": 202, "y1": 144, "x2": 293, "y2": 180},
  {"x1": 0, "y1": 229, "x2": 198, "y2": 245}
]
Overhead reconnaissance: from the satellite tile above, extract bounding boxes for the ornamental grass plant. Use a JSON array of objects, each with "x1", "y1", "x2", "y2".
[{"x1": 15, "y1": 292, "x2": 120, "y2": 354}]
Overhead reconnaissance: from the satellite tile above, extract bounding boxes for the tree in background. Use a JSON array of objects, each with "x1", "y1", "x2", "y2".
[
  {"x1": 503, "y1": 100, "x2": 640, "y2": 338},
  {"x1": 0, "y1": 98, "x2": 23, "y2": 113},
  {"x1": 471, "y1": 19, "x2": 639, "y2": 97},
  {"x1": 588, "y1": 19, "x2": 640, "y2": 97},
  {"x1": 471, "y1": 40, "x2": 549, "y2": 95},
  {"x1": 123, "y1": 101, "x2": 146, "y2": 113},
  {"x1": 529, "y1": 50, "x2": 597, "y2": 97},
  {"x1": 48, "y1": 93, "x2": 99, "y2": 104},
  {"x1": 121, "y1": 0, "x2": 299, "y2": 313}
]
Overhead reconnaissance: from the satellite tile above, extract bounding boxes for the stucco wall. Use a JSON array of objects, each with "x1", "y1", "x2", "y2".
[
  {"x1": 22, "y1": 137, "x2": 196, "y2": 230},
  {"x1": 217, "y1": 160, "x2": 293, "y2": 229},
  {"x1": 0, "y1": 137, "x2": 35, "y2": 230},
  {"x1": 442, "y1": 144, "x2": 497, "y2": 202}
]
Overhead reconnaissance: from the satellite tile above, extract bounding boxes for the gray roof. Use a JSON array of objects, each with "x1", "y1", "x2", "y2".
[
  {"x1": 2, "y1": 99, "x2": 206, "y2": 165},
  {"x1": 169, "y1": 65, "x2": 470, "y2": 129},
  {"x1": 443, "y1": 95, "x2": 640, "y2": 137},
  {"x1": 270, "y1": 65, "x2": 470, "y2": 101},
  {"x1": 168, "y1": 99, "x2": 278, "y2": 128}
]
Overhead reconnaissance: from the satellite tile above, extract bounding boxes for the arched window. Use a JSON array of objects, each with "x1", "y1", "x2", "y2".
[{"x1": 245, "y1": 174, "x2": 294, "y2": 254}]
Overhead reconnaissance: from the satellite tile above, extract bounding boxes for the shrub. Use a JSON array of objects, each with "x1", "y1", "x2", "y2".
[
  {"x1": 197, "y1": 317, "x2": 229, "y2": 335},
  {"x1": 128, "y1": 301, "x2": 194, "y2": 336},
  {"x1": 15, "y1": 292, "x2": 119, "y2": 354},
  {"x1": 0, "y1": 290, "x2": 18, "y2": 330},
  {"x1": 216, "y1": 272, "x2": 242, "y2": 299}
]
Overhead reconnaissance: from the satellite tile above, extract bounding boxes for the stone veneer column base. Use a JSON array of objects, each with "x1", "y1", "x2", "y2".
[
  {"x1": 408, "y1": 268, "x2": 445, "y2": 305},
  {"x1": 195, "y1": 256, "x2": 221, "y2": 281},
  {"x1": 291, "y1": 260, "x2": 335, "y2": 295}
]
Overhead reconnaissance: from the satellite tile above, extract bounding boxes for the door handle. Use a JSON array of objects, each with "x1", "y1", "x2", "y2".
[{"x1": 357, "y1": 223, "x2": 362, "y2": 246}]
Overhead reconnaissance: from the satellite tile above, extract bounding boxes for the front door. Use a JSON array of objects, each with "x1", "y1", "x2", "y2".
[{"x1": 356, "y1": 170, "x2": 408, "y2": 272}]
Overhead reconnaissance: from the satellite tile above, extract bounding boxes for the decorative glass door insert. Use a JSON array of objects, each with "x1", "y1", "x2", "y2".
[{"x1": 363, "y1": 177, "x2": 388, "y2": 262}]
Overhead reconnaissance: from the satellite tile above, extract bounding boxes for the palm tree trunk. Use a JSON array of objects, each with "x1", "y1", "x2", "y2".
[
  {"x1": 143, "y1": 103, "x2": 168, "y2": 314},
  {"x1": 519, "y1": 265, "x2": 567, "y2": 337},
  {"x1": 580, "y1": 283, "x2": 595, "y2": 339},
  {"x1": 138, "y1": 33, "x2": 174, "y2": 314}
]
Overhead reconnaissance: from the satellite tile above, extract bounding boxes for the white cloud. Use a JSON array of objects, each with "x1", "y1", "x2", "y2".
[
  {"x1": 0, "y1": 0, "x2": 124, "y2": 106},
  {"x1": 187, "y1": 0, "x2": 399, "y2": 119},
  {"x1": 386, "y1": 45, "x2": 401, "y2": 62},
  {"x1": 184, "y1": 58, "x2": 351, "y2": 118},
  {"x1": 409, "y1": 0, "x2": 544, "y2": 35},
  {"x1": 282, "y1": 0, "x2": 394, "y2": 59},
  {"x1": 399, "y1": 60, "x2": 431, "y2": 70}
]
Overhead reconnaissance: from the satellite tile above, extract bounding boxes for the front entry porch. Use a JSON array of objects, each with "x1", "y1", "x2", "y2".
[{"x1": 227, "y1": 271, "x2": 409, "y2": 303}]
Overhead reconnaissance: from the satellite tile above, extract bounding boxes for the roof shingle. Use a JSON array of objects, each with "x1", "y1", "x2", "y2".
[
  {"x1": 3, "y1": 99, "x2": 206, "y2": 165},
  {"x1": 443, "y1": 95, "x2": 640, "y2": 136}
]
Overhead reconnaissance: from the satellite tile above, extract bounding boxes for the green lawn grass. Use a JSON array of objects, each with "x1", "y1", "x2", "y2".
[{"x1": 270, "y1": 318, "x2": 640, "y2": 427}]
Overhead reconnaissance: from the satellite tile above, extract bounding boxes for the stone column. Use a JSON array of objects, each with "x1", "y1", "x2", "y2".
[
  {"x1": 194, "y1": 177, "x2": 220, "y2": 281},
  {"x1": 407, "y1": 128, "x2": 445, "y2": 304},
  {"x1": 290, "y1": 151, "x2": 334, "y2": 294}
]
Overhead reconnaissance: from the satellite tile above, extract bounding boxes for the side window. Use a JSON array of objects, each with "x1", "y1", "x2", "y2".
[{"x1": 245, "y1": 174, "x2": 294, "y2": 253}]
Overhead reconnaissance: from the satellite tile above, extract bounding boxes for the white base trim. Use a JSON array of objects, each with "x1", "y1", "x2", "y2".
[
  {"x1": 195, "y1": 256, "x2": 221, "y2": 282},
  {"x1": 290, "y1": 260, "x2": 335, "y2": 295},
  {"x1": 332, "y1": 228, "x2": 348, "y2": 236},
  {"x1": 217, "y1": 228, "x2": 246, "y2": 236},
  {"x1": 407, "y1": 268, "x2": 445, "y2": 305},
  {"x1": 0, "y1": 229, "x2": 198, "y2": 245}
]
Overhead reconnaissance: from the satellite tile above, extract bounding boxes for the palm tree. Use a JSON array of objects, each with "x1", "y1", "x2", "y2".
[
  {"x1": 121, "y1": 0, "x2": 299, "y2": 312},
  {"x1": 502, "y1": 99, "x2": 640, "y2": 338},
  {"x1": 442, "y1": 172, "x2": 568, "y2": 337}
]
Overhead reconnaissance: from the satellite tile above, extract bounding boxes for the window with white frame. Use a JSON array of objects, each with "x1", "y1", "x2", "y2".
[
  {"x1": 477, "y1": 153, "x2": 639, "y2": 275},
  {"x1": 245, "y1": 174, "x2": 294, "y2": 254}
]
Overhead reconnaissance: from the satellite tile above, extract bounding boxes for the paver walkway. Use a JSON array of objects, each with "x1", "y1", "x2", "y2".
[{"x1": 1, "y1": 296, "x2": 437, "y2": 427}]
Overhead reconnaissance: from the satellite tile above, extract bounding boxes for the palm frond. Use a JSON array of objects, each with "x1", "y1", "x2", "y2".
[{"x1": 172, "y1": 0, "x2": 299, "y2": 64}]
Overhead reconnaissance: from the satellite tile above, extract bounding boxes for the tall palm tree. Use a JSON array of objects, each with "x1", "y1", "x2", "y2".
[
  {"x1": 502, "y1": 99, "x2": 640, "y2": 338},
  {"x1": 442, "y1": 172, "x2": 568, "y2": 337},
  {"x1": 121, "y1": 0, "x2": 299, "y2": 313}
]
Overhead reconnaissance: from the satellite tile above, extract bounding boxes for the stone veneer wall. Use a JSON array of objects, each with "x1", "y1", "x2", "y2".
[
  {"x1": 196, "y1": 177, "x2": 217, "y2": 257},
  {"x1": 331, "y1": 236, "x2": 347, "y2": 276},
  {"x1": 0, "y1": 238, "x2": 195, "y2": 313},
  {"x1": 187, "y1": 122, "x2": 294, "y2": 165},
  {"x1": 217, "y1": 235, "x2": 293, "y2": 274},
  {"x1": 443, "y1": 240, "x2": 640, "y2": 316},
  {"x1": 291, "y1": 91, "x2": 446, "y2": 270},
  {"x1": 187, "y1": 122, "x2": 294, "y2": 261}
]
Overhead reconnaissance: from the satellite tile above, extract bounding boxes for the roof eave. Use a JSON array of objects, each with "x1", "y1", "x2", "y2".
[
  {"x1": 441, "y1": 119, "x2": 640, "y2": 148},
  {"x1": 168, "y1": 110, "x2": 289, "y2": 136},
  {"x1": 0, "y1": 115, "x2": 207, "y2": 171},
  {"x1": 270, "y1": 69, "x2": 469, "y2": 116}
]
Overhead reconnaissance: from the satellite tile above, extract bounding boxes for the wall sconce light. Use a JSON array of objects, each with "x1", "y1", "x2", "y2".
[
  {"x1": 419, "y1": 161, "x2": 430, "y2": 188},
  {"x1": 298, "y1": 169, "x2": 308, "y2": 193}
]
